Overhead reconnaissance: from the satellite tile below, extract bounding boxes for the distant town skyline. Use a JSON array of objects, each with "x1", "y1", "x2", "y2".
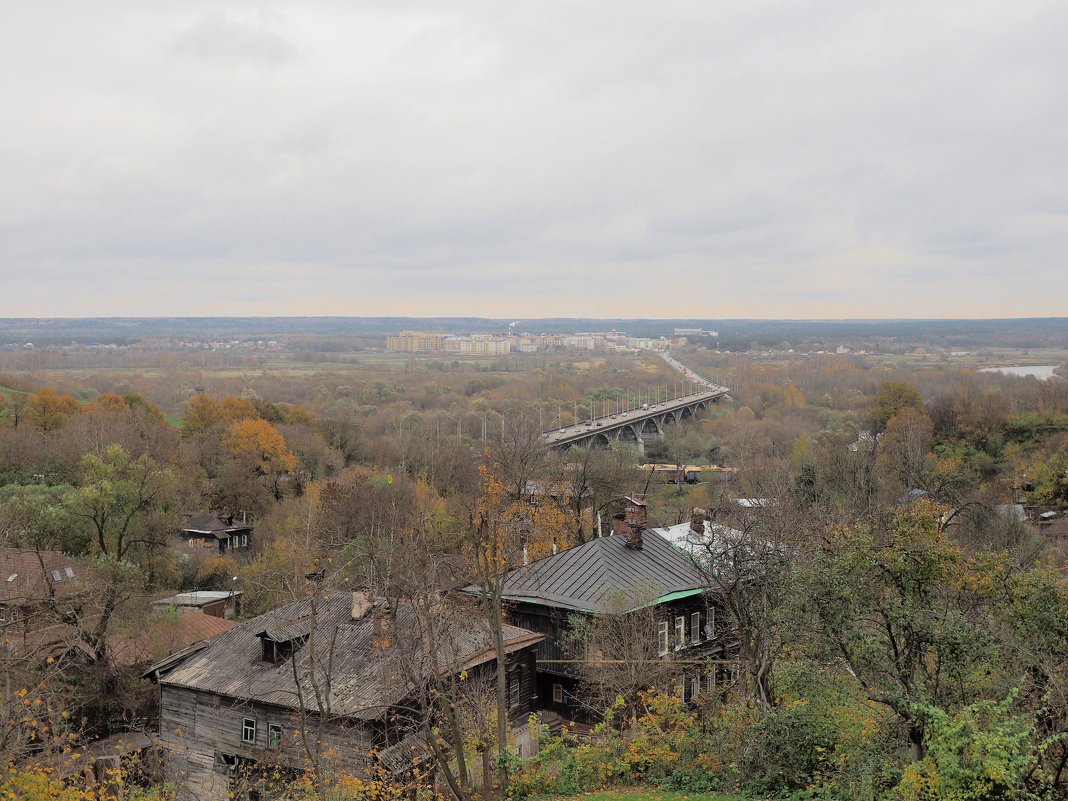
[{"x1": 2, "y1": 1, "x2": 1066, "y2": 318}]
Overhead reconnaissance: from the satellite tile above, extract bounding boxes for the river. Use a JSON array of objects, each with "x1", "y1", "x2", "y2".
[{"x1": 979, "y1": 365, "x2": 1060, "y2": 379}]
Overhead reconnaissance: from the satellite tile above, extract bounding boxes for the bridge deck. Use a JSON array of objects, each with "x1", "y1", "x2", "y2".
[{"x1": 541, "y1": 386, "x2": 730, "y2": 448}]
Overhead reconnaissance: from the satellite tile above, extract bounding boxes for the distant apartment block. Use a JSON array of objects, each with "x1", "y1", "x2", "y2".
[
  {"x1": 386, "y1": 329, "x2": 681, "y2": 355},
  {"x1": 386, "y1": 331, "x2": 446, "y2": 353},
  {"x1": 443, "y1": 334, "x2": 511, "y2": 355}
]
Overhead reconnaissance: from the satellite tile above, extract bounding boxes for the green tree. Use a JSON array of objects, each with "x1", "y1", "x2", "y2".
[
  {"x1": 871, "y1": 381, "x2": 924, "y2": 434},
  {"x1": 794, "y1": 500, "x2": 993, "y2": 761},
  {"x1": 63, "y1": 444, "x2": 177, "y2": 560},
  {"x1": 0, "y1": 484, "x2": 84, "y2": 553}
]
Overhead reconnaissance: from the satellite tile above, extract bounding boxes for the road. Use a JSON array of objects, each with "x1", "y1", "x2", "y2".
[{"x1": 659, "y1": 351, "x2": 727, "y2": 392}]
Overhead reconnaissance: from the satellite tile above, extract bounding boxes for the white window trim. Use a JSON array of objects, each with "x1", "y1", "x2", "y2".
[
  {"x1": 268, "y1": 723, "x2": 282, "y2": 749},
  {"x1": 705, "y1": 607, "x2": 716, "y2": 640},
  {"x1": 657, "y1": 621, "x2": 669, "y2": 656},
  {"x1": 242, "y1": 717, "x2": 257, "y2": 744},
  {"x1": 674, "y1": 616, "x2": 686, "y2": 650},
  {"x1": 690, "y1": 675, "x2": 700, "y2": 699},
  {"x1": 552, "y1": 683, "x2": 563, "y2": 704},
  {"x1": 690, "y1": 611, "x2": 701, "y2": 645}
]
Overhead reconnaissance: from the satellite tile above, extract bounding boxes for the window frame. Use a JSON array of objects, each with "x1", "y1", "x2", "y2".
[
  {"x1": 657, "y1": 621, "x2": 669, "y2": 656},
  {"x1": 690, "y1": 675, "x2": 700, "y2": 700},
  {"x1": 552, "y1": 683, "x2": 563, "y2": 704},
  {"x1": 705, "y1": 607, "x2": 716, "y2": 640},
  {"x1": 268, "y1": 723, "x2": 282, "y2": 749},
  {"x1": 674, "y1": 616, "x2": 686, "y2": 650},
  {"x1": 690, "y1": 611, "x2": 701, "y2": 644},
  {"x1": 241, "y1": 717, "x2": 257, "y2": 744}
]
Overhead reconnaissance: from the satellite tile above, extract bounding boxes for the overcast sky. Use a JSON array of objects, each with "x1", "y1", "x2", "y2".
[{"x1": 1, "y1": 1, "x2": 1065, "y2": 319}]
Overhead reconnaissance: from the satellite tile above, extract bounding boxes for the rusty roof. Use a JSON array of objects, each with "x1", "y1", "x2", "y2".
[{"x1": 0, "y1": 548, "x2": 87, "y2": 606}]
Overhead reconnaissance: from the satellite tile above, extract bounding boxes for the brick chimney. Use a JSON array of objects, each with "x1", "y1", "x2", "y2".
[
  {"x1": 623, "y1": 497, "x2": 648, "y2": 528},
  {"x1": 625, "y1": 523, "x2": 644, "y2": 550},
  {"x1": 690, "y1": 507, "x2": 706, "y2": 535},
  {"x1": 612, "y1": 497, "x2": 648, "y2": 536}
]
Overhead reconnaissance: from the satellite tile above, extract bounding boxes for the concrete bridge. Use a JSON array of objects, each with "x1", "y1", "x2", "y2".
[{"x1": 541, "y1": 386, "x2": 730, "y2": 450}]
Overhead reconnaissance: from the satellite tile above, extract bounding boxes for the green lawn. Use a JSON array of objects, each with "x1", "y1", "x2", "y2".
[{"x1": 555, "y1": 790, "x2": 749, "y2": 801}]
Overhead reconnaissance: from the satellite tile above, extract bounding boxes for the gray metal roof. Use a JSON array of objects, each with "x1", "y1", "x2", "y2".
[
  {"x1": 484, "y1": 530, "x2": 706, "y2": 613},
  {"x1": 159, "y1": 593, "x2": 540, "y2": 720},
  {"x1": 153, "y1": 590, "x2": 242, "y2": 607}
]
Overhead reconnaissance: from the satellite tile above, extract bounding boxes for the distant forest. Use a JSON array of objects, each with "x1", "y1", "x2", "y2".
[{"x1": 2, "y1": 316, "x2": 1068, "y2": 349}]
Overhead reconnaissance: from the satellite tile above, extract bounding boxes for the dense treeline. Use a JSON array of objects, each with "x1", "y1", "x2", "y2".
[{"x1": 2, "y1": 349, "x2": 1068, "y2": 799}]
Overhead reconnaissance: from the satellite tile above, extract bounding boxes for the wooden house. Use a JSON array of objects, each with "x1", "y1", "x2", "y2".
[
  {"x1": 149, "y1": 592, "x2": 542, "y2": 801},
  {"x1": 180, "y1": 512, "x2": 253, "y2": 555},
  {"x1": 468, "y1": 524, "x2": 732, "y2": 726}
]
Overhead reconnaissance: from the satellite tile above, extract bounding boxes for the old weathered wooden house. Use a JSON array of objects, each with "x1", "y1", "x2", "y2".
[
  {"x1": 150, "y1": 591, "x2": 542, "y2": 801},
  {"x1": 180, "y1": 512, "x2": 254, "y2": 555},
  {"x1": 471, "y1": 522, "x2": 732, "y2": 726}
]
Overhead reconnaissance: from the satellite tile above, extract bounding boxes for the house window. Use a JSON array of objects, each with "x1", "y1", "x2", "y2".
[
  {"x1": 657, "y1": 621, "x2": 669, "y2": 656},
  {"x1": 268, "y1": 723, "x2": 282, "y2": 749},
  {"x1": 241, "y1": 534, "x2": 248, "y2": 547},
  {"x1": 705, "y1": 608, "x2": 716, "y2": 640},
  {"x1": 64, "y1": 567, "x2": 74, "y2": 578},
  {"x1": 690, "y1": 612, "x2": 701, "y2": 644},
  {"x1": 242, "y1": 718, "x2": 256, "y2": 744},
  {"x1": 552, "y1": 683, "x2": 563, "y2": 704},
  {"x1": 690, "y1": 676, "x2": 700, "y2": 700},
  {"x1": 51, "y1": 569, "x2": 63, "y2": 582},
  {"x1": 706, "y1": 669, "x2": 716, "y2": 693},
  {"x1": 674, "y1": 616, "x2": 686, "y2": 649}
]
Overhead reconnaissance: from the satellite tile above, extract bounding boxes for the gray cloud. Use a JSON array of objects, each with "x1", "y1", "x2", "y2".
[
  {"x1": 0, "y1": 0, "x2": 1066, "y2": 318},
  {"x1": 172, "y1": 11, "x2": 299, "y2": 68}
]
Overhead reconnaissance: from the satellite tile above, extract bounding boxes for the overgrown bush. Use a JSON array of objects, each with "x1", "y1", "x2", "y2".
[
  {"x1": 897, "y1": 695, "x2": 1044, "y2": 801},
  {"x1": 741, "y1": 701, "x2": 839, "y2": 795}
]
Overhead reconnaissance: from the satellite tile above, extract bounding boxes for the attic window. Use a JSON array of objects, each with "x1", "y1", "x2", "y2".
[
  {"x1": 260, "y1": 635, "x2": 306, "y2": 664},
  {"x1": 51, "y1": 570, "x2": 63, "y2": 582},
  {"x1": 64, "y1": 567, "x2": 74, "y2": 578}
]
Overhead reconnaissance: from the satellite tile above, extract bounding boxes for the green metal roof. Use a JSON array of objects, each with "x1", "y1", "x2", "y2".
[{"x1": 629, "y1": 587, "x2": 706, "y2": 611}]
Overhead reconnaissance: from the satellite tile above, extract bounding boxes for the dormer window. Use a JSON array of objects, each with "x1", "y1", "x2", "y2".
[
  {"x1": 261, "y1": 638, "x2": 301, "y2": 664},
  {"x1": 257, "y1": 617, "x2": 313, "y2": 664},
  {"x1": 51, "y1": 570, "x2": 63, "y2": 583}
]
